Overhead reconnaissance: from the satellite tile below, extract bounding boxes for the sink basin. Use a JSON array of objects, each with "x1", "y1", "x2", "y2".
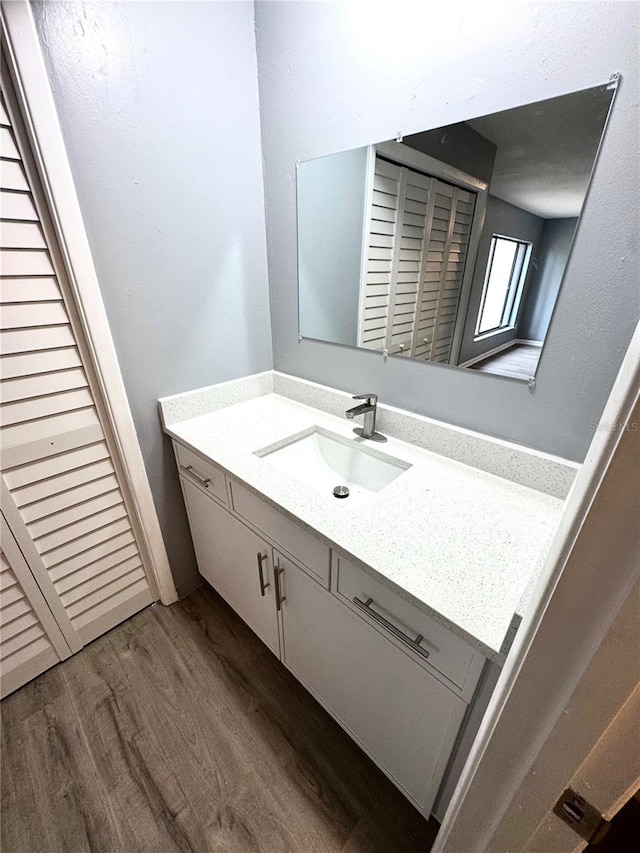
[{"x1": 256, "y1": 427, "x2": 410, "y2": 498}]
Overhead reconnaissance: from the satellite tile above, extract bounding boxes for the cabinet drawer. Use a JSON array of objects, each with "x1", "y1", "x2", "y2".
[
  {"x1": 335, "y1": 556, "x2": 481, "y2": 693},
  {"x1": 229, "y1": 480, "x2": 330, "y2": 587},
  {"x1": 174, "y1": 442, "x2": 228, "y2": 506}
]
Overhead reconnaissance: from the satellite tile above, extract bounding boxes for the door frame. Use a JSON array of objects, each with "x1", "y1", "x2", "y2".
[
  {"x1": 435, "y1": 319, "x2": 640, "y2": 851},
  {"x1": 1, "y1": 0, "x2": 177, "y2": 606}
]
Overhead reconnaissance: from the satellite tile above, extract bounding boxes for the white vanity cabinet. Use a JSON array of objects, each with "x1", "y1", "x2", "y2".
[
  {"x1": 175, "y1": 439, "x2": 485, "y2": 818},
  {"x1": 179, "y1": 477, "x2": 280, "y2": 656}
]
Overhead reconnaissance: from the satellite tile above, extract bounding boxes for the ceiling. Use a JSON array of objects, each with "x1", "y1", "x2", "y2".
[{"x1": 467, "y1": 85, "x2": 613, "y2": 219}]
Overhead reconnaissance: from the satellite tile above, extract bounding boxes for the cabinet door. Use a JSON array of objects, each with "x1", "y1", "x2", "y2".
[
  {"x1": 181, "y1": 478, "x2": 279, "y2": 656},
  {"x1": 277, "y1": 552, "x2": 466, "y2": 816}
]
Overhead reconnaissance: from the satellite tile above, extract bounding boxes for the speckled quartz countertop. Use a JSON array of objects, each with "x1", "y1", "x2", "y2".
[{"x1": 161, "y1": 384, "x2": 568, "y2": 662}]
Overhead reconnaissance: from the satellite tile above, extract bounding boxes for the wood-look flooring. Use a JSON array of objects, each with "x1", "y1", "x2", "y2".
[
  {"x1": 470, "y1": 343, "x2": 541, "y2": 381},
  {"x1": 1, "y1": 586, "x2": 439, "y2": 852}
]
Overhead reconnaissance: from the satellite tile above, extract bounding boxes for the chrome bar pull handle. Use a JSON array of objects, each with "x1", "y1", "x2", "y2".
[
  {"x1": 274, "y1": 563, "x2": 286, "y2": 611},
  {"x1": 180, "y1": 464, "x2": 210, "y2": 489},
  {"x1": 256, "y1": 552, "x2": 270, "y2": 596},
  {"x1": 352, "y1": 596, "x2": 430, "y2": 661}
]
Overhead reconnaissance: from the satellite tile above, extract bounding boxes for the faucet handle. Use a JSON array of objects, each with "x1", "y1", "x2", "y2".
[{"x1": 352, "y1": 393, "x2": 377, "y2": 405}]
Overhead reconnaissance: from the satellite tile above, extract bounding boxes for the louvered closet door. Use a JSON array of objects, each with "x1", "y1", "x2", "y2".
[
  {"x1": 0, "y1": 75, "x2": 153, "y2": 663},
  {"x1": 1, "y1": 514, "x2": 71, "y2": 698}
]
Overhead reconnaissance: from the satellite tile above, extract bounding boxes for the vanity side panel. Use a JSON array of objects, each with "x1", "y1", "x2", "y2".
[{"x1": 432, "y1": 658, "x2": 502, "y2": 822}]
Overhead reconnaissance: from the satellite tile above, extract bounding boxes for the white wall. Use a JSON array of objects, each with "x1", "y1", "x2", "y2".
[
  {"x1": 33, "y1": 0, "x2": 273, "y2": 595},
  {"x1": 256, "y1": 0, "x2": 639, "y2": 461}
]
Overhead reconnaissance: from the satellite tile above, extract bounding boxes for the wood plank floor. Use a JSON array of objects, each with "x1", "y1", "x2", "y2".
[
  {"x1": 470, "y1": 343, "x2": 541, "y2": 381},
  {"x1": 1, "y1": 586, "x2": 439, "y2": 852}
]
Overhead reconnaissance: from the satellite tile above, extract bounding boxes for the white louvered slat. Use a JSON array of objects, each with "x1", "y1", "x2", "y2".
[
  {"x1": 12, "y1": 456, "x2": 115, "y2": 506},
  {"x1": 50, "y1": 533, "x2": 138, "y2": 592},
  {"x1": 0, "y1": 125, "x2": 20, "y2": 159},
  {"x1": 0, "y1": 367, "x2": 89, "y2": 403},
  {"x1": 2, "y1": 594, "x2": 31, "y2": 626},
  {"x1": 0, "y1": 347, "x2": 81, "y2": 380},
  {"x1": 70, "y1": 574, "x2": 148, "y2": 627},
  {"x1": 63, "y1": 563, "x2": 145, "y2": 612},
  {"x1": 19, "y1": 472, "x2": 120, "y2": 523},
  {"x1": 4, "y1": 440, "x2": 109, "y2": 490},
  {"x1": 0, "y1": 190, "x2": 38, "y2": 221},
  {"x1": 28, "y1": 490, "x2": 121, "y2": 541},
  {"x1": 1, "y1": 567, "x2": 18, "y2": 591},
  {"x1": 0, "y1": 160, "x2": 29, "y2": 192},
  {"x1": 2, "y1": 581, "x2": 27, "y2": 607},
  {"x1": 1, "y1": 407, "x2": 101, "y2": 448},
  {"x1": 0, "y1": 66, "x2": 152, "y2": 675},
  {"x1": 1, "y1": 276, "x2": 61, "y2": 302},
  {"x1": 72, "y1": 579, "x2": 150, "y2": 644},
  {"x1": 1, "y1": 300, "x2": 68, "y2": 328},
  {"x1": 55, "y1": 552, "x2": 139, "y2": 597},
  {"x1": 0, "y1": 249, "x2": 54, "y2": 275},
  {"x1": 0, "y1": 220, "x2": 46, "y2": 249},
  {"x1": 42, "y1": 516, "x2": 131, "y2": 569},
  {"x1": 2, "y1": 608, "x2": 39, "y2": 643},
  {"x1": 0, "y1": 387, "x2": 95, "y2": 427},
  {"x1": 0, "y1": 324, "x2": 76, "y2": 354},
  {"x1": 49, "y1": 539, "x2": 139, "y2": 586}
]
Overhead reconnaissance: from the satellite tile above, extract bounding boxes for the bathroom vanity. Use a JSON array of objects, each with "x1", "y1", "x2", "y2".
[{"x1": 159, "y1": 371, "x2": 576, "y2": 820}]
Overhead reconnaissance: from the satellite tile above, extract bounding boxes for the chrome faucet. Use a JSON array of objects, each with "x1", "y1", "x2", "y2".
[{"x1": 345, "y1": 394, "x2": 387, "y2": 443}]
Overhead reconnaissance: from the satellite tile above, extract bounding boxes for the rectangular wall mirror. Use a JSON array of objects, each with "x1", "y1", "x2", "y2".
[{"x1": 297, "y1": 81, "x2": 617, "y2": 382}]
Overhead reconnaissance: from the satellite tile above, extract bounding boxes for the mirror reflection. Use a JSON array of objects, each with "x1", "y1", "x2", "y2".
[{"x1": 297, "y1": 83, "x2": 615, "y2": 381}]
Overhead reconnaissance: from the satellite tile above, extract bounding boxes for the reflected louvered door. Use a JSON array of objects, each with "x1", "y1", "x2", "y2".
[
  {"x1": 360, "y1": 153, "x2": 477, "y2": 362},
  {"x1": 413, "y1": 182, "x2": 455, "y2": 361},
  {"x1": 430, "y1": 186, "x2": 475, "y2": 362},
  {"x1": 360, "y1": 158, "x2": 401, "y2": 351},
  {"x1": 1, "y1": 73, "x2": 152, "y2": 679},
  {"x1": 390, "y1": 168, "x2": 431, "y2": 357},
  {"x1": 414, "y1": 183, "x2": 476, "y2": 363},
  {"x1": 1, "y1": 514, "x2": 71, "y2": 699}
]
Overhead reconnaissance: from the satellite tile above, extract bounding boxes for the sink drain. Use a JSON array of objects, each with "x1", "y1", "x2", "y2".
[{"x1": 333, "y1": 485, "x2": 350, "y2": 499}]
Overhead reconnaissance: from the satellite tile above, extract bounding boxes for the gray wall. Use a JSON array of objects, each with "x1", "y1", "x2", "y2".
[
  {"x1": 298, "y1": 146, "x2": 368, "y2": 346},
  {"x1": 255, "y1": 1, "x2": 639, "y2": 461},
  {"x1": 519, "y1": 218, "x2": 578, "y2": 342},
  {"x1": 404, "y1": 122, "x2": 496, "y2": 185},
  {"x1": 458, "y1": 196, "x2": 543, "y2": 364},
  {"x1": 33, "y1": 1, "x2": 272, "y2": 596}
]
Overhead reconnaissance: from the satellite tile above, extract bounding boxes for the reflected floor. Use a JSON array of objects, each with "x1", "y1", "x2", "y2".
[{"x1": 470, "y1": 343, "x2": 541, "y2": 381}]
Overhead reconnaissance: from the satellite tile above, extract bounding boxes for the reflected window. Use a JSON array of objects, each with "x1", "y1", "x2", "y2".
[{"x1": 476, "y1": 235, "x2": 532, "y2": 336}]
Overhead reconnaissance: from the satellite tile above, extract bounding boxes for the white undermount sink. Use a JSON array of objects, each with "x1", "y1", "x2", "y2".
[{"x1": 255, "y1": 427, "x2": 411, "y2": 499}]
